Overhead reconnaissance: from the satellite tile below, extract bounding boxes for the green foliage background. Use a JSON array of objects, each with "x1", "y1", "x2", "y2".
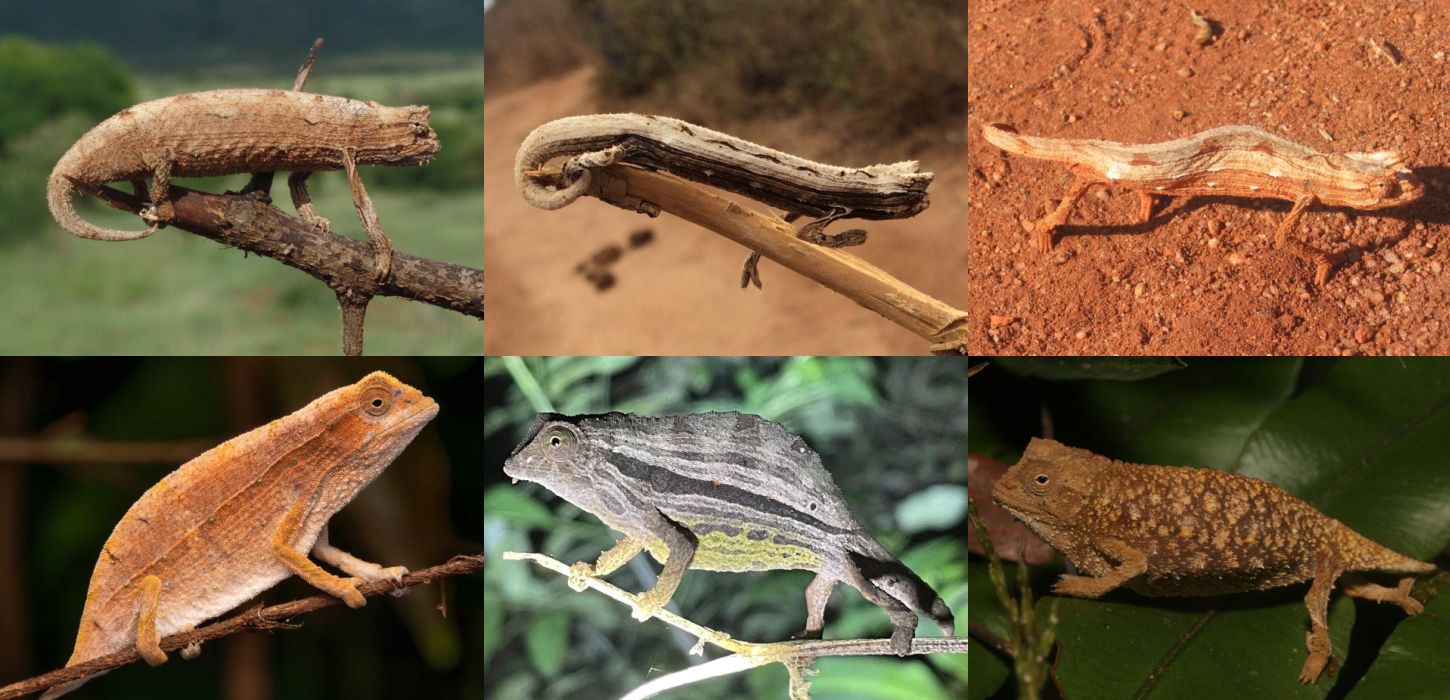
[
  {"x1": 967, "y1": 358, "x2": 1450, "y2": 700},
  {"x1": 0, "y1": 28, "x2": 483, "y2": 354},
  {"x1": 482, "y1": 357, "x2": 970, "y2": 700}
]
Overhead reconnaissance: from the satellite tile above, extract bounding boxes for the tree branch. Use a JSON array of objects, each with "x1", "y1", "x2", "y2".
[
  {"x1": 0, "y1": 554, "x2": 484, "y2": 700},
  {"x1": 503, "y1": 551, "x2": 966, "y2": 700},
  {"x1": 529, "y1": 165, "x2": 968, "y2": 354},
  {"x1": 75, "y1": 181, "x2": 485, "y2": 354}
]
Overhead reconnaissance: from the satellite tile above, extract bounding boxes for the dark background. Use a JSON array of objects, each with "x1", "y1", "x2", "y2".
[{"x1": 0, "y1": 357, "x2": 484, "y2": 699}]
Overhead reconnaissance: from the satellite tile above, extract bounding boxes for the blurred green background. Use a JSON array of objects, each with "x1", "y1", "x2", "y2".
[
  {"x1": 482, "y1": 357, "x2": 970, "y2": 700},
  {"x1": 0, "y1": 2, "x2": 484, "y2": 354},
  {"x1": 967, "y1": 358, "x2": 1450, "y2": 700},
  {"x1": 0, "y1": 357, "x2": 485, "y2": 698}
]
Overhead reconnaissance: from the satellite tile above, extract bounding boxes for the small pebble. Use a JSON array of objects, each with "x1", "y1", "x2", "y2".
[{"x1": 989, "y1": 315, "x2": 1016, "y2": 328}]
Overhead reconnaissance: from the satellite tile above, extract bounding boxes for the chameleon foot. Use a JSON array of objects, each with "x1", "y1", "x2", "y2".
[{"x1": 567, "y1": 562, "x2": 595, "y2": 592}]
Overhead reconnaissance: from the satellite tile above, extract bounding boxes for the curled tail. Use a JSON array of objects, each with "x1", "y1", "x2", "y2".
[
  {"x1": 849, "y1": 537, "x2": 955, "y2": 636},
  {"x1": 47, "y1": 174, "x2": 158, "y2": 242}
]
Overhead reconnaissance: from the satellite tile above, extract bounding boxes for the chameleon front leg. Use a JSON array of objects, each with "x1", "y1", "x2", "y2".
[
  {"x1": 1275, "y1": 194, "x2": 1344, "y2": 285},
  {"x1": 312, "y1": 524, "x2": 409, "y2": 596},
  {"x1": 1031, "y1": 173, "x2": 1095, "y2": 254},
  {"x1": 341, "y1": 148, "x2": 395, "y2": 283},
  {"x1": 739, "y1": 208, "x2": 869, "y2": 289},
  {"x1": 801, "y1": 573, "x2": 838, "y2": 640},
  {"x1": 135, "y1": 574, "x2": 167, "y2": 666},
  {"x1": 239, "y1": 171, "x2": 275, "y2": 204},
  {"x1": 1051, "y1": 537, "x2": 1148, "y2": 597},
  {"x1": 288, "y1": 171, "x2": 332, "y2": 232},
  {"x1": 270, "y1": 501, "x2": 367, "y2": 608}
]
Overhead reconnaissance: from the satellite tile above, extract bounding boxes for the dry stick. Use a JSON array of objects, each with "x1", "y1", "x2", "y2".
[
  {"x1": 536, "y1": 164, "x2": 969, "y2": 354},
  {"x1": 75, "y1": 182, "x2": 485, "y2": 355},
  {"x1": 0, "y1": 555, "x2": 483, "y2": 700}
]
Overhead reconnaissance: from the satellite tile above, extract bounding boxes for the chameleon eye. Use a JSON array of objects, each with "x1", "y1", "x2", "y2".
[
  {"x1": 362, "y1": 387, "x2": 393, "y2": 417},
  {"x1": 1036, "y1": 474, "x2": 1050, "y2": 485},
  {"x1": 542, "y1": 425, "x2": 579, "y2": 462}
]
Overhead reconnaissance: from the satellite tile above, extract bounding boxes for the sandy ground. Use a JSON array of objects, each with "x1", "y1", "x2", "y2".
[
  {"x1": 483, "y1": 68, "x2": 971, "y2": 355},
  {"x1": 967, "y1": 0, "x2": 1450, "y2": 355}
]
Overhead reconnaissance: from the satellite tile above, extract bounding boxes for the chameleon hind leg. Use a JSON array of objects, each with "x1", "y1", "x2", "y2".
[
  {"x1": 1340, "y1": 573, "x2": 1423, "y2": 615},
  {"x1": 740, "y1": 208, "x2": 868, "y2": 289},
  {"x1": 341, "y1": 148, "x2": 395, "y2": 283},
  {"x1": 288, "y1": 171, "x2": 332, "y2": 232},
  {"x1": 138, "y1": 148, "x2": 176, "y2": 230},
  {"x1": 270, "y1": 501, "x2": 367, "y2": 608},
  {"x1": 1275, "y1": 194, "x2": 1345, "y2": 285},
  {"x1": 135, "y1": 574, "x2": 167, "y2": 666}
]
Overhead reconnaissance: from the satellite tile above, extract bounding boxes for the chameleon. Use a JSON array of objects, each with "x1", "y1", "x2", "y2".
[
  {"x1": 41, "y1": 371, "x2": 438, "y2": 699},
  {"x1": 503, "y1": 411, "x2": 955, "y2": 655},
  {"x1": 514, "y1": 113, "x2": 933, "y2": 288},
  {"x1": 47, "y1": 88, "x2": 440, "y2": 282},
  {"x1": 992, "y1": 437, "x2": 1435, "y2": 684},
  {"x1": 980, "y1": 123, "x2": 1425, "y2": 284}
]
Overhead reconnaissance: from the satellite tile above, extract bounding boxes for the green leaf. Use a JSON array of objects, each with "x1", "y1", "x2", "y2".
[
  {"x1": 483, "y1": 485, "x2": 555, "y2": 528},
  {"x1": 524, "y1": 609, "x2": 571, "y2": 677},
  {"x1": 997, "y1": 360, "x2": 1450, "y2": 697},
  {"x1": 808, "y1": 657, "x2": 950, "y2": 700},
  {"x1": 896, "y1": 484, "x2": 967, "y2": 534}
]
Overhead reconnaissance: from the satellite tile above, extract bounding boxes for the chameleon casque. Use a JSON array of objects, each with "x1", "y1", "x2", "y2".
[
  {"x1": 42, "y1": 371, "x2": 438, "y2": 698},
  {"x1": 503, "y1": 412, "x2": 955, "y2": 655},
  {"x1": 993, "y1": 437, "x2": 1435, "y2": 684}
]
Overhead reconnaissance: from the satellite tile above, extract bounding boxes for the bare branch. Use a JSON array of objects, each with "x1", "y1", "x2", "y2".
[
  {"x1": 76, "y1": 181, "x2": 485, "y2": 339},
  {"x1": 530, "y1": 165, "x2": 967, "y2": 354},
  {"x1": 0, "y1": 555, "x2": 484, "y2": 700},
  {"x1": 293, "y1": 38, "x2": 324, "y2": 91}
]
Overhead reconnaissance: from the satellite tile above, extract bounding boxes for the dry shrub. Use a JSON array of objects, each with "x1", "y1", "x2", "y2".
[
  {"x1": 564, "y1": 0, "x2": 968, "y2": 139},
  {"x1": 483, "y1": 0, "x2": 591, "y2": 96}
]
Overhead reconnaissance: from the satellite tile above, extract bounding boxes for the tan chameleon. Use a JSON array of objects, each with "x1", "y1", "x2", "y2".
[
  {"x1": 993, "y1": 437, "x2": 1434, "y2": 684},
  {"x1": 41, "y1": 371, "x2": 438, "y2": 699}
]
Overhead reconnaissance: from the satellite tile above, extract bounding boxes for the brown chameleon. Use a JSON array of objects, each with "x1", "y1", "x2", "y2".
[{"x1": 992, "y1": 437, "x2": 1435, "y2": 684}]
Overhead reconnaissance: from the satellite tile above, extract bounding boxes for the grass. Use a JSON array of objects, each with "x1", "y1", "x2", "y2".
[{"x1": 2, "y1": 173, "x2": 484, "y2": 355}]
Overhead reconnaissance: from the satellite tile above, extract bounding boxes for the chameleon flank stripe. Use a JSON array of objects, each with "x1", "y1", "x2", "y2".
[{"x1": 504, "y1": 411, "x2": 955, "y2": 655}]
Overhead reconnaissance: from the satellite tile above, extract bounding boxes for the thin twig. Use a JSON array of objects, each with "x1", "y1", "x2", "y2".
[
  {"x1": 293, "y1": 38, "x2": 324, "y2": 91},
  {"x1": 504, "y1": 550, "x2": 966, "y2": 700},
  {"x1": 0, "y1": 555, "x2": 483, "y2": 700}
]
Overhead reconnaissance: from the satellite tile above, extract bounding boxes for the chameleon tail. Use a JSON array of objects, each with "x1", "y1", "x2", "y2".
[
  {"x1": 46, "y1": 174, "x2": 159, "y2": 241},
  {"x1": 849, "y1": 538, "x2": 955, "y2": 636}
]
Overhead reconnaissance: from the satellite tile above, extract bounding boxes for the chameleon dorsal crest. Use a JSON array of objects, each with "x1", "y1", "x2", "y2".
[{"x1": 41, "y1": 371, "x2": 438, "y2": 699}]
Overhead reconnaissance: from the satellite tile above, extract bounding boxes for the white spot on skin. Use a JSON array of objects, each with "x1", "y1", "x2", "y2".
[
  {"x1": 1268, "y1": 169, "x2": 1283, "y2": 178},
  {"x1": 1249, "y1": 185, "x2": 1261, "y2": 191},
  {"x1": 1104, "y1": 163, "x2": 1128, "y2": 180},
  {"x1": 1206, "y1": 182, "x2": 1217, "y2": 188}
]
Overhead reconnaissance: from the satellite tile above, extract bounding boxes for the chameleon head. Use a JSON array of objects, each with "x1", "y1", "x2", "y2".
[
  {"x1": 503, "y1": 414, "x2": 600, "y2": 504},
  {"x1": 1328, "y1": 151, "x2": 1425, "y2": 209},
  {"x1": 360, "y1": 105, "x2": 441, "y2": 167},
  {"x1": 991, "y1": 438, "x2": 1096, "y2": 539},
  {"x1": 327, "y1": 371, "x2": 439, "y2": 478}
]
